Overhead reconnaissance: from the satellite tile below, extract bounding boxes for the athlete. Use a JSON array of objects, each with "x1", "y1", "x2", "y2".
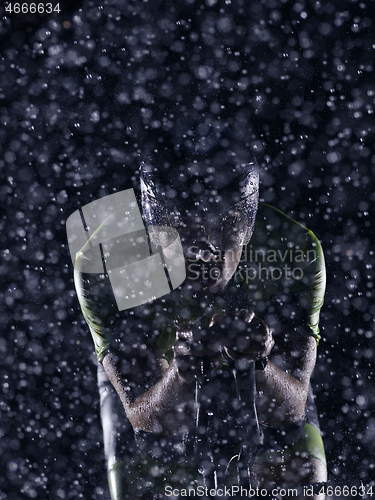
[{"x1": 72, "y1": 145, "x2": 327, "y2": 499}]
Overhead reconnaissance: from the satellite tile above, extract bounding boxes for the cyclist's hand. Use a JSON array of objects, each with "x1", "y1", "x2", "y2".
[
  {"x1": 210, "y1": 309, "x2": 274, "y2": 361},
  {"x1": 173, "y1": 310, "x2": 273, "y2": 380},
  {"x1": 173, "y1": 324, "x2": 223, "y2": 381}
]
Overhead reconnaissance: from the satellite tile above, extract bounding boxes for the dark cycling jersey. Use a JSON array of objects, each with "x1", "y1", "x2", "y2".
[{"x1": 74, "y1": 203, "x2": 326, "y2": 499}]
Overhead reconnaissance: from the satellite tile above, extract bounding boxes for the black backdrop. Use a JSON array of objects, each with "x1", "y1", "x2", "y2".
[{"x1": 1, "y1": 0, "x2": 374, "y2": 498}]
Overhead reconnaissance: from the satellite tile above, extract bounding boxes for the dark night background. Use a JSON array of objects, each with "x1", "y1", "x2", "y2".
[{"x1": 0, "y1": 0, "x2": 374, "y2": 498}]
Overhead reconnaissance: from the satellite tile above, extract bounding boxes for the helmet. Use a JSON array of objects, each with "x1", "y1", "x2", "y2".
[{"x1": 140, "y1": 144, "x2": 259, "y2": 253}]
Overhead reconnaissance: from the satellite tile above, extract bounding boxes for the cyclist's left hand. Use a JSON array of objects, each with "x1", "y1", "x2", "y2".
[{"x1": 209, "y1": 309, "x2": 274, "y2": 361}]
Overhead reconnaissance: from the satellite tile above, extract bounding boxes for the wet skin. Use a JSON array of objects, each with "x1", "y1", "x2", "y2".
[{"x1": 102, "y1": 230, "x2": 315, "y2": 432}]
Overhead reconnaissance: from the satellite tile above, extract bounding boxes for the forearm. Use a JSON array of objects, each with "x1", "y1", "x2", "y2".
[
  {"x1": 255, "y1": 360, "x2": 309, "y2": 427},
  {"x1": 103, "y1": 352, "x2": 195, "y2": 435}
]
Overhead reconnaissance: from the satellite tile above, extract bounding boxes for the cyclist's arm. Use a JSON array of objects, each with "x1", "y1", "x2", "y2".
[
  {"x1": 102, "y1": 351, "x2": 196, "y2": 435},
  {"x1": 250, "y1": 204, "x2": 326, "y2": 428},
  {"x1": 255, "y1": 332, "x2": 317, "y2": 426}
]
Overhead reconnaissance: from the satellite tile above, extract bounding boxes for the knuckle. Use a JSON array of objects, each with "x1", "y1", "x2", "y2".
[{"x1": 173, "y1": 340, "x2": 190, "y2": 356}]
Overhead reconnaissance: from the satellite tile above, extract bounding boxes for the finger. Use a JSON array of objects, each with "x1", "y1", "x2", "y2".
[
  {"x1": 175, "y1": 328, "x2": 217, "y2": 357},
  {"x1": 173, "y1": 338, "x2": 191, "y2": 356},
  {"x1": 211, "y1": 309, "x2": 255, "y2": 324},
  {"x1": 209, "y1": 313, "x2": 226, "y2": 327},
  {"x1": 232, "y1": 309, "x2": 255, "y2": 323},
  {"x1": 176, "y1": 329, "x2": 193, "y2": 341},
  {"x1": 251, "y1": 315, "x2": 269, "y2": 331}
]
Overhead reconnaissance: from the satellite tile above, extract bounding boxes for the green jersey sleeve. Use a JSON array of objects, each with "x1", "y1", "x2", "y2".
[
  {"x1": 236, "y1": 204, "x2": 326, "y2": 344},
  {"x1": 74, "y1": 247, "x2": 119, "y2": 362}
]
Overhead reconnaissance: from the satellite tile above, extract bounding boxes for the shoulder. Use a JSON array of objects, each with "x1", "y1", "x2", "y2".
[
  {"x1": 255, "y1": 204, "x2": 323, "y2": 251},
  {"x1": 251, "y1": 204, "x2": 325, "y2": 271},
  {"x1": 237, "y1": 204, "x2": 326, "y2": 343}
]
